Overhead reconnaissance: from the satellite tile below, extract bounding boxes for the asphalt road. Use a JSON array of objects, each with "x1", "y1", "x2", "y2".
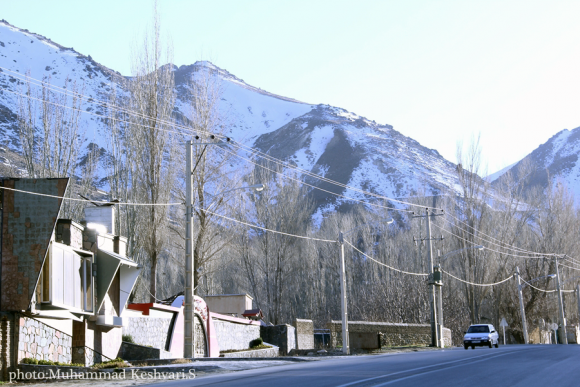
[{"x1": 148, "y1": 345, "x2": 580, "y2": 387}]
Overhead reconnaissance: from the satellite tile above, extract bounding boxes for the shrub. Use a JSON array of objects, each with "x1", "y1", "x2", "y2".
[
  {"x1": 250, "y1": 337, "x2": 264, "y2": 348},
  {"x1": 122, "y1": 334, "x2": 134, "y2": 343}
]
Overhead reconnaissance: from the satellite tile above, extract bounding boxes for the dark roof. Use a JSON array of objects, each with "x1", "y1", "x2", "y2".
[{"x1": 242, "y1": 309, "x2": 263, "y2": 318}]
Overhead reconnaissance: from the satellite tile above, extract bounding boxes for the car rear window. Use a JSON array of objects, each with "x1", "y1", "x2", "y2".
[{"x1": 467, "y1": 326, "x2": 490, "y2": 333}]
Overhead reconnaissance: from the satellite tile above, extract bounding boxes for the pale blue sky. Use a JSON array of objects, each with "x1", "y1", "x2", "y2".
[{"x1": 2, "y1": 0, "x2": 580, "y2": 173}]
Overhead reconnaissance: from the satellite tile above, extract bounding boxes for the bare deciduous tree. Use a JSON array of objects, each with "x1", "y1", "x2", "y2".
[{"x1": 125, "y1": 3, "x2": 177, "y2": 302}]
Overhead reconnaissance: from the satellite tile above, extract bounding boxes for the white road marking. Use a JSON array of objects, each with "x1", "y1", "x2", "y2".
[{"x1": 336, "y1": 349, "x2": 525, "y2": 387}]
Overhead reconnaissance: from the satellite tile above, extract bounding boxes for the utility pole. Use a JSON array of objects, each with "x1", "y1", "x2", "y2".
[
  {"x1": 515, "y1": 266, "x2": 528, "y2": 344},
  {"x1": 576, "y1": 284, "x2": 580, "y2": 324},
  {"x1": 413, "y1": 208, "x2": 444, "y2": 347},
  {"x1": 555, "y1": 256, "x2": 568, "y2": 344},
  {"x1": 184, "y1": 140, "x2": 195, "y2": 358},
  {"x1": 338, "y1": 232, "x2": 349, "y2": 355},
  {"x1": 433, "y1": 264, "x2": 444, "y2": 347}
]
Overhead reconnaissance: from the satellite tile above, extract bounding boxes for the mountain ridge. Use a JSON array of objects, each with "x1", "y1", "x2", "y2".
[{"x1": 0, "y1": 19, "x2": 465, "y2": 214}]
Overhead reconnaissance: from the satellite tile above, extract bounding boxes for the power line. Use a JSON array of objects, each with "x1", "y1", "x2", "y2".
[
  {"x1": 441, "y1": 269, "x2": 513, "y2": 287},
  {"x1": 217, "y1": 146, "x2": 416, "y2": 214},
  {"x1": 1, "y1": 66, "x2": 443, "y2": 212},
  {"x1": 520, "y1": 278, "x2": 556, "y2": 293},
  {"x1": 443, "y1": 212, "x2": 559, "y2": 258},
  {"x1": 3, "y1": 87, "x2": 422, "y2": 215},
  {"x1": 0, "y1": 185, "x2": 180, "y2": 206},
  {"x1": 6, "y1": 66, "x2": 580, "y2": 262},
  {"x1": 430, "y1": 222, "x2": 556, "y2": 260},
  {"x1": 0, "y1": 185, "x2": 336, "y2": 243},
  {"x1": 198, "y1": 207, "x2": 337, "y2": 243},
  {"x1": 558, "y1": 262, "x2": 580, "y2": 272},
  {"x1": 344, "y1": 240, "x2": 427, "y2": 276}
]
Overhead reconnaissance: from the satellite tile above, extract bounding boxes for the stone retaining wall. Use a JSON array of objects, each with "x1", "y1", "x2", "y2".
[
  {"x1": 212, "y1": 317, "x2": 260, "y2": 351},
  {"x1": 328, "y1": 321, "x2": 452, "y2": 348},
  {"x1": 17, "y1": 316, "x2": 72, "y2": 364},
  {"x1": 122, "y1": 317, "x2": 172, "y2": 351},
  {"x1": 221, "y1": 344, "x2": 279, "y2": 358},
  {"x1": 295, "y1": 319, "x2": 314, "y2": 349}
]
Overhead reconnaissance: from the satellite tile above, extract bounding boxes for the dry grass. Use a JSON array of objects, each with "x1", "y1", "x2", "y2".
[
  {"x1": 220, "y1": 345, "x2": 272, "y2": 354},
  {"x1": 171, "y1": 359, "x2": 191, "y2": 364}
]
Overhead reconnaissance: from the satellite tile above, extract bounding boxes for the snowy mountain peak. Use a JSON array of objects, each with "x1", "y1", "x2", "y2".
[
  {"x1": 492, "y1": 126, "x2": 580, "y2": 199},
  {"x1": 0, "y1": 20, "x2": 465, "y2": 214}
]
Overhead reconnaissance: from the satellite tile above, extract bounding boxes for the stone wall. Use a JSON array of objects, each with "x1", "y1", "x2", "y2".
[
  {"x1": 442, "y1": 328, "x2": 452, "y2": 347},
  {"x1": 566, "y1": 325, "x2": 579, "y2": 344},
  {"x1": 212, "y1": 318, "x2": 261, "y2": 351},
  {"x1": 122, "y1": 317, "x2": 173, "y2": 351},
  {"x1": 17, "y1": 316, "x2": 72, "y2": 364},
  {"x1": 328, "y1": 321, "x2": 452, "y2": 348},
  {"x1": 221, "y1": 345, "x2": 279, "y2": 358},
  {"x1": 260, "y1": 325, "x2": 296, "y2": 355},
  {"x1": 295, "y1": 319, "x2": 314, "y2": 349}
]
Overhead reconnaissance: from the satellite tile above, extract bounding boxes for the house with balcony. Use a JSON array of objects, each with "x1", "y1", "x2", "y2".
[{"x1": 0, "y1": 178, "x2": 141, "y2": 371}]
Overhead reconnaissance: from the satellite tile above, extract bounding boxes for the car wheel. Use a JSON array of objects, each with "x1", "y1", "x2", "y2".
[
  {"x1": 471, "y1": 346, "x2": 475, "y2": 349},
  {"x1": 488, "y1": 341, "x2": 492, "y2": 348},
  {"x1": 494, "y1": 340, "x2": 499, "y2": 348},
  {"x1": 464, "y1": 345, "x2": 468, "y2": 350}
]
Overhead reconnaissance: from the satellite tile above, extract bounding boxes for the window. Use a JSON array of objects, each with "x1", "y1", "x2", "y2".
[
  {"x1": 40, "y1": 242, "x2": 94, "y2": 313},
  {"x1": 467, "y1": 326, "x2": 490, "y2": 333}
]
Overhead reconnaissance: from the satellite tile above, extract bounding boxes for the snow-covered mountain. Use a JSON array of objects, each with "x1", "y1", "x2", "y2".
[
  {"x1": 0, "y1": 19, "x2": 463, "y2": 212},
  {"x1": 490, "y1": 127, "x2": 580, "y2": 200}
]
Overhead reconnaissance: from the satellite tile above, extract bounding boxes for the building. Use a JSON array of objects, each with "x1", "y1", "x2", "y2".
[{"x1": 0, "y1": 178, "x2": 141, "y2": 373}]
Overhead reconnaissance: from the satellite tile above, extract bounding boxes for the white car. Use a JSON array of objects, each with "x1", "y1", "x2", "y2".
[{"x1": 463, "y1": 324, "x2": 499, "y2": 349}]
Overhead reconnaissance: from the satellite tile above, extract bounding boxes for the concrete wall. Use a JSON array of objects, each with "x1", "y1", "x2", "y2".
[
  {"x1": 205, "y1": 294, "x2": 253, "y2": 317},
  {"x1": 122, "y1": 317, "x2": 173, "y2": 351},
  {"x1": 328, "y1": 321, "x2": 452, "y2": 348},
  {"x1": 260, "y1": 325, "x2": 296, "y2": 355},
  {"x1": 295, "y1": 319, "x2": 314, "y2": 349},
  {"x1": 17, "y1": 316, "x2": 72, "y2": 364},
  {"x1": 84, "y1": 206, "x2": 116, "y2": 234},
  {"x1": 212, "y1": 314, "x2": 261, "y2": 352}
]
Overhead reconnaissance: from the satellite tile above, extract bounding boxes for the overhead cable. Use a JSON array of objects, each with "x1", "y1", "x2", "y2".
[
  {"x1": 0, "y1": 186, "x2": 335, "y2": 243},
  {"x1": 441, "y1": 269, "x2": 513, "y2": 287},
  {"x1": 520, "y1": 278, "x2": 556, "y2": 293},
  {"x1": 1, "y1": 66, "x2": 442, "y2": 212},
  {"x1": 430, "y1": 222, "x2": 554, "y2": 260},
  {"x1": 344, "y1": 240, "x2": 428, "y2": 276},
  {"x1": 0, "y1": 185, "x2": 180, "y2": 206}
]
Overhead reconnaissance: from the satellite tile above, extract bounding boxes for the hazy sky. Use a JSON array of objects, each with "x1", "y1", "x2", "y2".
[{"x1": 2, "y1": 0, "x2": 580, "y2": 173}]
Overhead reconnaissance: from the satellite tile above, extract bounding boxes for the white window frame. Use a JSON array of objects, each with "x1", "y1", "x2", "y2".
[{"x1": 40, "y1": 242, "x2": 94, "y2": 314}]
